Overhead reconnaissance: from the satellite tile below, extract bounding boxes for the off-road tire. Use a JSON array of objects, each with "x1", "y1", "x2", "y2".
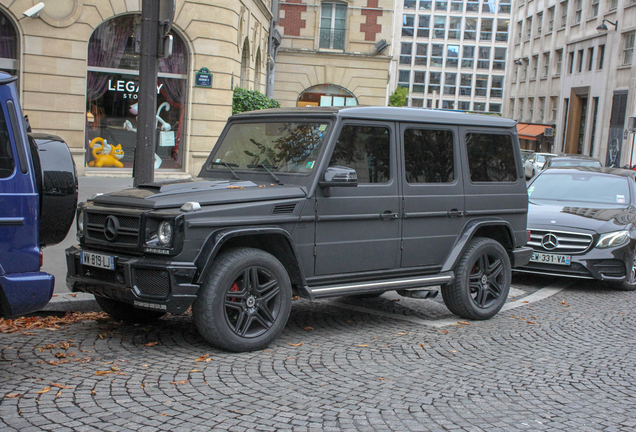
[
  {"x1": 442, "y1": 237, "x2": 511, "y2": 320},
  {"x1": 192, "y1": 247, "x2": 292, "y2": 352},
  {"x1": 95, "y1": 295, "x2": 165, "y2": 323}
]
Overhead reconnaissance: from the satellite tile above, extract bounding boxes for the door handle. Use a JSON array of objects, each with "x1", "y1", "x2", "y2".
[
  {"x1": 381, "y1": 211, "x2": 398, "y2": 220},
  {"x1": 447, "y1": 209, "x2": 464, "y2": 218}
]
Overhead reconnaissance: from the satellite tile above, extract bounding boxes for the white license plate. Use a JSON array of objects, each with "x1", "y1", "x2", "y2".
[
  {"x1": 81, "y1": 251, "x2": 115, "y2": 270},
  {"x1": 530, "y1": 252, "x2": 571, "y2": 266}
]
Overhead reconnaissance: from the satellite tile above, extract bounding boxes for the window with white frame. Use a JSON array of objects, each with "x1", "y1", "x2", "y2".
[
  {"x1": 449, "y1": 17, "x2": 461, "y2": 39},
  {"x1": 555, "y1": 49, "x2": 563, "y2": 74},
  {"x1": 531, "y1": 55, "x2": 538, "y2": 79},
  {"x1": 401, "y1": 42, "x2": 413, "y2": 65},
  {"x1": 415, "y1": 43, "x2": 428, "y2": 65},
  {"x1": 473, "y1": 102, "x2": 486, "y2": 112},
  {"x1": 431, "y1": 44, "x2": 444, "y2": 66},
  {"x1": 623, "y1": 31, "x2": 635, "y2": 66},
  {"x1": 480, "y1": 18, "x2": 493, "y2": 41},
  {"x1": 398, "y1": 70, "x2": 411, "y2": 89},
  {"x1": 462, "y1": 46, "x2": 475, "y2": 67},
  {"x1": 418, "y1": 15, "x2": 430, "y2": 37},
  {"x1": 459, "y1": 101, "x2": 471, "y2": 110},
  {"x1": 537, "y1": 12, "x2": 543, "y2": 36},
  {"x1": 490, "y1": 75, "x2": 504, "y2": 98},
  {"x1": 519, "y1": 98, "x2": 524, "y2": 120},
  {"x1": 465, "y1": 18, "x2": 478, "y2": 40},
  {"x1": 403, "y1": 14, "x2": 415, "y2": 36},
  {"x1": 517, "y1": 21, "x2": 523, "y2": 42},
  {"x1": 539, "y1": 97, "x2": 545, "y2": 120},
  {"x1": 496, "y1": 19, "x2": 509, "y2": 42},
  {"x1": 493, "y1": 47, "x2": 506, "y2": 70},
  {"x1": 560, "y1": 1, "x2": 568, "y2": 28},
  {"x1": 460, "y1": 74, "x2": 472, "y2": 95},
  {"x1": 420, "y1": 0, "x2": 433, "y2": 10},
  {"x1": 413, "y1": 71, "x2": 426, "y2": 93},
  {"x1": 447, "y1": 45, "x2": 460, "y2": 67},
  {"x1": 444, "y1": 72, "x2": 457, "y2": 95},
  {"x1": 587, "y1": 47, "x2": 594, "y2": 71},
  {"x1": 590, "y1": 0, "x2": 599, "y2": 18},
  {"x1": 574, "y1": 0, "x2": 582, "y2": 24},
  {"x1": 550, "y1": 97, "x2": 558, "y2": 121},
  {"x1": 482, "y1": 0, "x2": 494, "y2": 13},
  {"x1": 548, "y1": 7, "x2": 555, "y2": 32},
  {"x1": 320, "y1": 3, "x2": 347, "y2": 50},
  {"x1": 522, "y1": 59, "x2": 528, "y2": 79},
  {"x1": 608, "y1": 0, "x2": 618, "y2": 10},
  {"x1": 528, "y1": 97, "x2": 534, "y2": 121},
  {"x1": 451, "y1": 0, "x2": 464, "y2": 11},
  {"x1": 478, "y1": 46, "x2": 490, "y2": 69},
  {"x1": 509, "y1": 99, "x2": 515, "y2": 117},
  {"x1": 475, "y1": 74, "x2": 488, "y2": 96},
  {"x1": 526, "y1": 17, "x2": 533, "y2": 40},
  {"x1": 499, "y1": 0, "x2": 511, "y2": 13},
  {"x1": 543, "y1": 52, "x2": 550, "y2": 77},
  {"x1": 404, "y1": 0, "x2": 416, "y2": 8},
  {"x1": 597, "y1": 44, "x2": 605, "y2": 69},
  {"x1": 467, "y1": 0, "x2": 479, "y2": 11},
  {"x1": 489, "y1": 103, "x2": 501, "y2": 113},
  {"x1": 429, "y1": 71, "x2": 441, "y2": 94},
  {"x1": 436, "y1": 0, "x2": 449, "y2": 11},
  {"x1": 434, "y1": 16, "x2": 446, "y2": 38}
]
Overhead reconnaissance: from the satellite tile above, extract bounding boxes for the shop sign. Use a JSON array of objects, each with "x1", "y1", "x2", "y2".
[
  {"x1": 195, "y1": 68, "x2": 213, "y2": 88},
  {"x1": 107, "y1": 80, "x2": 164, "y2": 99}
]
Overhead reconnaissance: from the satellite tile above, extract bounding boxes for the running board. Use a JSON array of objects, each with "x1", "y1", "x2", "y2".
[{"x1": 306, "y1": 272, "x2": 454, "y2": 300}]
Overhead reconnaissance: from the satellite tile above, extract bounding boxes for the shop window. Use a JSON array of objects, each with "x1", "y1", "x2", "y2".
[
  {"x1": 86, "y1": 15, "x2": 188, "y2": 170},
  {"x1": 298, "y1": 84, "x2": 357, "y2": 107},
  {"x1": 0, "y1": 11, "x2": 18, "y2": 75}
]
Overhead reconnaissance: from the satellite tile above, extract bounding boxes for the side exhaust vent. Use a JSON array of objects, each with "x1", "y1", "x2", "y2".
[{"x1": 272, "y1": 203, "x2": 297, "y2": 215}]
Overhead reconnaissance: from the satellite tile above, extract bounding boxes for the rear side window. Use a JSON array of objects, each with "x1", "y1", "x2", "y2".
[
  {"x1": 0, "y1": 106, "x2": 15, "y2": 178},
  {"x1": 329, "y1": 125, "x2": 391, "y2": 184},
  {"x1": 403, "y1": 128, "x2": 454, "y2": 183},
  {"x1": 466, "y1": 133, "x2": 517, "y2": 182}
]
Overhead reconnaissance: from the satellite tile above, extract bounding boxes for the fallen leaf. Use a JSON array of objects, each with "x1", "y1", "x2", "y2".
[
  {"x1": 144, "y1": 342, "x2": 158, "y2": 347},
  {"x1": 526, "y1": 321, "x2": 537, "y2": 324},
  {"x1": 451, "y1": 350, "x2": 457, "y2": 353},
  {"x1": 379, "y1": 378, "x2": 387, "y2": 380},
  {"x1": 522, "y1": 301, "x2": 529, "y2": 304},
  {"x1": 457, "y1": 321, "x2": 470, "y2": 325},
  {"x1": 56, "y1": 391, "x2": 62, "y2": 398},
  {"x1": 561, "y1": 300, "x2": 569, "y2": 306},
  {"x1": 113, "y1": 372, "x2": 127, "y2": 375},
  {"x1": 169, "y1": 380, "x2": 189, "y2": 385},
  {"x1": 438, "y1": 330, "x2": 449, "y2": 334},
  {"x1": 69, "y1": 294, "x2": 77, "y2": 297},
  {"x1": 54, "y1": 352, "x2": 66, "y2": 358},
  {"x1": 287, "y1": 343, "x2": 303, "y2": 347},
  {"x1": 358, "y1": 344, "x2": 369, "y2": 347},
  {"x1": 35, "y1": 387, "x2": 51, "y2": 394},
  {"x1": 205, "y1": 358, "x2": 212, "y2": 362},
  {"x1": 292, "y1": 296, "x2": 300, "y2": 301},
  {"x1": 194, "y1": 355, "x2": 209, "y2": 362},
  {"x1": 510, "y1": 315, "x2": 518, "y2": 318},
  {"x1": 5, "y1": 393, "x2": 21, "y2": 398},
  {"x1": 49, "y1": 383, "x2": 72, "y2": 389},
  {"x1": 159, "y1": 413, "x2": 167, "y2": 416},
  {"x1": 59, "y1": 343, "x2": 70, "y2": 350},
  {"x1": 91, "y1": 390, "x2": 96, "y2": 395},
  {"x1": 110, "y1": 366, "x2": 120, "y2": 371},
  {"x1": 397, "y1": 332, "x2": 408, "y2": 335},
  {"x1": 189, "y1": 370, "x2": 202, "y2": 373},
  {"x1": 47, "y1": 360, "x2": 59, "y2": 366},
  {"x1": 95, "y1": 371, "x2": 111, "y2": 376},
  {"x1": 303, "y1": 326, "x2": 314, "y2": 331}
]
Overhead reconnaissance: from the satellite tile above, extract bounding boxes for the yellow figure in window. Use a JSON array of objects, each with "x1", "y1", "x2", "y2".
[{"x1": 88, "y1": 137, "x2": 125, "y2": 168}]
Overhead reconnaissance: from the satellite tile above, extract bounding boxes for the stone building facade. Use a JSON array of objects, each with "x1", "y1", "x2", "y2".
[
  {"x1": 503, "y1": 0, "x2": 636, "y2": 165},
  {"x1": 272, "y1": 0, "x2": 394, "y2": 107},
  {"x1": 0, "y1": 0, "x2": 272, "y2": 176}
]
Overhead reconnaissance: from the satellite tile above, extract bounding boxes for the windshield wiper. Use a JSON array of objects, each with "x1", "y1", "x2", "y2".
[
  {"x1": 247, "y1": 164, "x2": 283, "y2": 185},
  {"x1": 210, "y1": 161, "x2": 241, "y2": 180}
]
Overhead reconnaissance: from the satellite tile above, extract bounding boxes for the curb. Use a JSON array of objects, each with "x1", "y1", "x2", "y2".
[{"x1": 42, "y1": 293, "x2": 101, "y2": 313}]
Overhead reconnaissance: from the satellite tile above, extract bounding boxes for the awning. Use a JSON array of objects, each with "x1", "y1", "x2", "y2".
[{"x1": 517, "y1": 123, "x2": 548, "y2": 141}]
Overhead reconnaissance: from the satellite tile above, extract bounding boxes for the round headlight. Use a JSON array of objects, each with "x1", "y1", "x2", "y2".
[{"x1": 157, "y1": 221, "x2": 173, "y2": 245}]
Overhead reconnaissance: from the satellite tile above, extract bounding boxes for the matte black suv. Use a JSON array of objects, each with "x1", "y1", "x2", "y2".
[{"x1": 66, "y1": 107, "x2": 532, "y2": 352}]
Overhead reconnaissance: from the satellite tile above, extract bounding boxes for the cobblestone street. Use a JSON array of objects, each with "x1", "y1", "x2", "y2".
[{"x1": 1, "y1": 274, "x2": 635, "y2": 431}]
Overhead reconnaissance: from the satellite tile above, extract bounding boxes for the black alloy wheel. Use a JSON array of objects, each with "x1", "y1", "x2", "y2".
[
  {"x1": 615, "y1": 251, "x2": 636, "y2": 291},
  {"x1": 442, "y1": 237, "x2": 511, "y2": 320},
  {"x1": 193, "y1": 248, "x2": 292, "y2": 352}
]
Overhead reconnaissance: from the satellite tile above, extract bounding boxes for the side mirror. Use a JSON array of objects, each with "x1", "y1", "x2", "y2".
[{"x1": 319, "y1": 166, "x2": 358, "y2": 196}]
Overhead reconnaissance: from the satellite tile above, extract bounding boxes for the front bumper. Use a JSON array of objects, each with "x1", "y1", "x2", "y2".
[
  {"x1": 65, "y1": 245, "x2": 199, "y2": 314},
  {"x1": 515, "y1": 244, "x2": 633, "y2": 281}
]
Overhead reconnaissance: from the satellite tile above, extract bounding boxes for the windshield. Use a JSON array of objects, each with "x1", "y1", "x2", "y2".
[
  {"x1": 208, "y1": 121, "x2": 330, "y2": 174},
  {"x1": 528, "y1": 172, "x2": 631, "y2": 205}
]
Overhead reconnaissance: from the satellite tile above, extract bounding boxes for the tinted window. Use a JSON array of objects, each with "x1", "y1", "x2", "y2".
[
  {"x1": 0, "y1": 106, "x2": 15, "y2": 178},
  {"x1": 329, "y1": 125, "x2": 390, "y2": 184},
  {"x1": 466, "y1": 133, "x2": 517, "y2": 182},
  {"x1": 404, "y1": 129, "x2": 454, "y2": 183}
]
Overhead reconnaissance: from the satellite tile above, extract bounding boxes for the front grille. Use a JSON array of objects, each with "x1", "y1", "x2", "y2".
[
  {"x1": 528, "y1": 229, "x2": 593, "y2": 254},
  {"x1": 85, "y1": 212, "x2": 141, "y2": 248},
  {"x1": 272, "y1": 203, "x2": 297, "y2": 215},
  {"x1": 134, "y1": 268, "x2": 170, "y2": 298}
]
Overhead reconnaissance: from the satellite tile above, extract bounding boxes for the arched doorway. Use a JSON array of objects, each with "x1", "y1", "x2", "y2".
[
  {"x1": 297, "y1": 84, "x2": 357, "y2": 107},
  {"x1": 0, "y1": 10, "x2": 19, "y2": 76},
  {"x1": 85, "y1": 14, "x2": 189, "y2": 170},
  {"x1": 254, "y1": 48, "x2": 261, "y2": 92},
  {"x1": 239, "y1": 38, "x2": 249, "y2": 89}
]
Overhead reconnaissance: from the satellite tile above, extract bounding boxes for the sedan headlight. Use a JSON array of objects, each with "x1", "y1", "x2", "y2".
[
  {"x1": 596, "y1": 230, "x2": 630, "y2": 248},
  {"x1": 157, "y1": 221, "x2": 173, "y2": 245}
]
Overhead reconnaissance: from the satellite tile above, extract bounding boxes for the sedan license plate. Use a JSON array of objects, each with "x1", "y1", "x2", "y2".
[
  {"x1": 81, "y1": 251, "x2": 115, "y2": 270},
  {"x1": 530, "y1": 252, "x2": 571, "y2": 266}
]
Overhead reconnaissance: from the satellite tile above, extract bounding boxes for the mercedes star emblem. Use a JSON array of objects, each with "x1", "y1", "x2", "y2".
[
  {"x1": 542, "y1": 233, "x2": 558, "y2": 250},
  {"x1": 104, "y1": 215, "x2": 120, "y2": 241}
]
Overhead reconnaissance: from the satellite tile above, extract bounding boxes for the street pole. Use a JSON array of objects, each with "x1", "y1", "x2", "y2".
[{"x1": 134, "y1": 0, "x2": 160, "y2": 186}]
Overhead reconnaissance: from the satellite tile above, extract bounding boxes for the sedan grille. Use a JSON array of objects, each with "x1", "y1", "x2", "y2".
[{"x1": 528, "y1": 229, "x2": 593, "y2": 254}]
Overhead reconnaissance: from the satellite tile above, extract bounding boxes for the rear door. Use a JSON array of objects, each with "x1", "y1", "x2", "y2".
[{"x1": 399, "y1": 123, "x2": 465, "y2": 268}]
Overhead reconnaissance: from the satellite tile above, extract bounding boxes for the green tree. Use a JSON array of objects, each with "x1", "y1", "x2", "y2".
[
  {"x1": 232, "y1": 87, "x2": 281, "y2": 115},
  {"x1": 389, "y1": 86, "x2": 408, "y2": 107}
]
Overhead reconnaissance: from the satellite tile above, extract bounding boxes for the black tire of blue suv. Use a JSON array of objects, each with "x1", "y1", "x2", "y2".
[{"x1": 192, "y1": 248, "x2": 293, "y2": 352}]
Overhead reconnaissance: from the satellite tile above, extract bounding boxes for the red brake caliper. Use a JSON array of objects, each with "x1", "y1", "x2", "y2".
[{"x1": 229, "y1": 282, "x2": 240, "y2": 302}]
